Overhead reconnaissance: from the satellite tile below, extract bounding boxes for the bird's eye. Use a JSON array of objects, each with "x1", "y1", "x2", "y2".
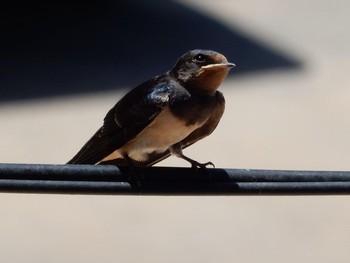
[{"x1": 193, "y1": 54, "x2": 206, "y2": 63}]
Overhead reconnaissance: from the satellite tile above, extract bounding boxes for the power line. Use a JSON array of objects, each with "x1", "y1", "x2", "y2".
[{"x1": 0, "y1": 163, "x2": 350, "y2": 195}]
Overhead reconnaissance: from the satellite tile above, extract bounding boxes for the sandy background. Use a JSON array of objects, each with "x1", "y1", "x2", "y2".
[{"x1": 1, "y1": 1, "x2": 350, "y2": 262}]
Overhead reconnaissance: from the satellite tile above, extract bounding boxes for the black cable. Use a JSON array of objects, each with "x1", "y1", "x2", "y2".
[{"x1": 0, "y1": 163, "x2": 350, "y2": 195}]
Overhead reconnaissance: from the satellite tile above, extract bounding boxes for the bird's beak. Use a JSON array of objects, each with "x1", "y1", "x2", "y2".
[
  {"x1": 225, "y1": 62, "x2": 236, "y2": 68},
  {"x1": 201, "y1": 62, "x2": 235, "y2": 69}
]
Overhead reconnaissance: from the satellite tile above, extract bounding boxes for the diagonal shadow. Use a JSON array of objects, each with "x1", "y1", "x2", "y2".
[{"x1": 0, "y1": 0, "x2": 301, "y2": 102}]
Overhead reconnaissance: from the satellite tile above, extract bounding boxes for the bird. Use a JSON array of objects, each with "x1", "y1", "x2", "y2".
[{"x1": 68, "y1": 49, "x2": 234, "y2": 168}]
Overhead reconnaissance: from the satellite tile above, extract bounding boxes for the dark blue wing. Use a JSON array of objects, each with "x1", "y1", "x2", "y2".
[
  {"x1": 114, "y1": 81, "x2": 173, "y2": 131},
  {"x1": 67, "y1": 79, "x2": 174, "y2": 164}
]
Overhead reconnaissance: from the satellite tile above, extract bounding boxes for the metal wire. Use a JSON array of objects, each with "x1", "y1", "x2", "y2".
[{"x1": 1, "y1": 163, "x2": 350, "y2": 195}]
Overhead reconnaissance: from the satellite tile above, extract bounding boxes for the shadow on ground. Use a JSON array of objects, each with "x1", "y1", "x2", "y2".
[{"x1": 0, "y1": 0, "x2": 301, "y2": 102}]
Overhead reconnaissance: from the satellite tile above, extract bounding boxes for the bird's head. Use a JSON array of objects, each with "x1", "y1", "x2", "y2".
[{"x1": 171, "y1": 49, "x2": 235, "y2": 95}]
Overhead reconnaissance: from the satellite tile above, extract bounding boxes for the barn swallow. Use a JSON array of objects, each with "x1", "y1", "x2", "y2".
[{"x1": 68, "y1": 49, "x2": 234, "y2": 168}]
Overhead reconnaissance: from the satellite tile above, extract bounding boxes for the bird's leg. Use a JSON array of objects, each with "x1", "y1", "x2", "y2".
[
  {"x1": 99, "y1": 155, "x2": 143, "y2": 187},
  {"x1": 121, "y1": 154, "x2": 145, "y2": 188},
  {"x1": 170, "y1": 144, "x2": 215, "y2": 169}
]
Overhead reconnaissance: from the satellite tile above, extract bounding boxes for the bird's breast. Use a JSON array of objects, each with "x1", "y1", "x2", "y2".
[{"x1": 119, "y1": 107, "x2": 206, "y2": 161}]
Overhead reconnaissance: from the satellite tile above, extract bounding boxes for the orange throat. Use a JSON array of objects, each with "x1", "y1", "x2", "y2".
[{"x1": 192, "y1": 65, "x2": 230, "y2": 95}]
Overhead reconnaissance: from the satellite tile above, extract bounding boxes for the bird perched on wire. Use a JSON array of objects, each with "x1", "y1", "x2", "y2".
[{"x1": 68, "y1": 49, "x2": 234, "y2": 168}]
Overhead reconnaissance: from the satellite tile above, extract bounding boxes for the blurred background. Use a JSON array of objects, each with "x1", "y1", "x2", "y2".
[{"x1": 1, "y1": 0, "x2": 350, "y2": 262}]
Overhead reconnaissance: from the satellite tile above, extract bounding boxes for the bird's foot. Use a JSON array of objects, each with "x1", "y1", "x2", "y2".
[
  {"x1": 170, "y1": 144, "x2": 215, "y2": 173},
  {"x1": 189, "y1": 160, "x2": 215, "y2": 181},
  {"x1": 190, "y1": 160, "x2": 215, "y2": 169},
  {"x1": 127, "y1": 166, "x2": 144, "y2": 189}
]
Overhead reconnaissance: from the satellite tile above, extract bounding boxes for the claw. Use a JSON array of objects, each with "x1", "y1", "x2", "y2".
[
  {"x1": 190, "y1": 160, "x2": 215, "y2": 169},
  {"x1": 170, "y1": 144, "x2": 215, "y2": 170},
  {"x1": 203, "y1": 161, "x2": 215, "y2": 168}
]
